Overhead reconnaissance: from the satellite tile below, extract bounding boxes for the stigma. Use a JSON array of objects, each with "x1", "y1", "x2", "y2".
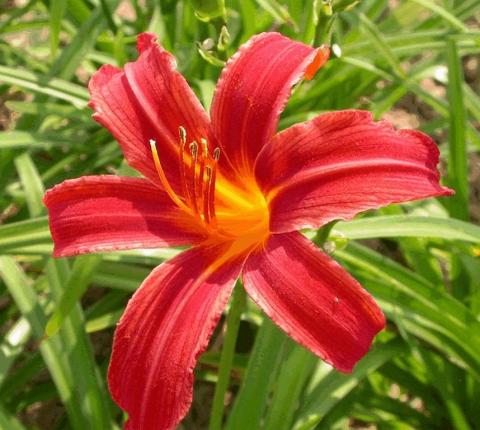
[{"x1": 149, "y1": 127, "x2": 220, "y2": 229}]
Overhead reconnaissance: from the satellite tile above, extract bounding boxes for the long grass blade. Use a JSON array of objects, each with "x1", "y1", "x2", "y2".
[{"x1": 445, "y1": 38, "x2": 469, "y2": 220}]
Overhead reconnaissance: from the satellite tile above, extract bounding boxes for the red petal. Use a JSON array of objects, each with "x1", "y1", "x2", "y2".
[
  {"x1": 210, "y1": 32, "x2": 329, "y2": 179},
  {"x1": 108, "y1": 242, "x2": 245, "y2": 430},
  {"x1": 255, "y1": 110, "x2": 454, "y2": 232},
  {"x1": 88, "y1": 33, "x2": 210, "y2": 192},
  {"x1": 243, "y1": 232, "x2": 385, "y2": 372},
  {"x1": 43, "y1": 175, "x2": 206, "y2": 257}
]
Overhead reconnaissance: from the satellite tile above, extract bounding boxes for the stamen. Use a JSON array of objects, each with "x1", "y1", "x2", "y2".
[
  {"x1": 149, "y1": 139, "x2": 190, "y2": 212},
  {"x1": 178, "y1": 128, "x2": 192, "y2": 207},
  {"x1": 208, "y1": 148, "x2": 220, "y2": 227},
  {"x1": 203, "y1": 166, "x2": 212, "y2": 224},
  {"x1": 189, "y1": 141, "x2": 199, "y2": 214},
  {"x1": 150, "y1": 133, "x2": 222, "y2": 230},
  {"x1": 197, "y1": 138, "x2": 209, "y2": 218}
]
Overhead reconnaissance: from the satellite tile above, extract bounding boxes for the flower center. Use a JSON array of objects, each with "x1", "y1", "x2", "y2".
[{"x1": 149, "y1": 128, "x2": 270, "y2": 244}]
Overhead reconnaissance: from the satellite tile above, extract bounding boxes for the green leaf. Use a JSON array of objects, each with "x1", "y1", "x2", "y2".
[
  {"x1": 255, "y1": 0, "x2": 297, "y2": 28},
  {"x1": 6, "y1": 100, "x2": 88, "y2": 119},
  {"x1": 0, "y1": 131, "x2": 71, "y2": 149},
  {"x1": 357, "y1": 12, "x2": 407, "y2": 78},
  {"x1": 50, "y1": 1, "x2": 121, "y2": 80},
  {"x1": 14, "y1": 152, "x2": 45, "y2": 217},
  {"x1": 226, "y1": 318, "x2": 287, "y2": 430},
  {"x1": 85, "y1": 309, "x2": 123, "y2": 333},
  {"x1": 93, "y1": 260, "x2": 151, "y2": 291},
  {"x1": 49, "y1": 0, "x2": 67, "y2": 58},
  {"x1": 45, "y1": 254, "x2": 103, "y2": 337},
  {"x1": 191, "y1": 0, "x2": 226, "y2": 21},
  {"x1": 409, "y1": 0, "x2": 468, "y2": 32},
  {"x1": 209, "y1": 283, "x2": 246, "y2": 430},
  {"x1": 263, "y1": 344, "x2": 317, "y2": 430},
  {"x1": 0, "y1": 217, "x2": 51, "y2": 253},
  {"x1": 99, "y1": 0, "x2": 118, "y2": 33},
  {"x1": 418, "y1": 349, "x2": 472, "y2": 430},
  {"x1": 337, "y1": 243, "x2": 480, "y2": 379},
  {"x1": 0, "y1": 403, "x2": 27, "y2": 430},
  {"x1": 45, "y1": 258, "x2": 116, "y2": 430},
  {"x1": 331, "y1": 215, "x2": 480, "y2": 243},
  {"x1": 293, "y1": 338, "x2": 406, "y2": 430},
  {"x1": 0, "y1": 317, "x2": 31, "y2": 387},
  {"x1": 445, "y1": 39, "x2": 469, "y2": 220},
  {"x1": 0, "y1": 66, "x2": 88, "y2": 107},
  {"x1": 0, "y1": 257, "x2": 91, "y2": 429}
]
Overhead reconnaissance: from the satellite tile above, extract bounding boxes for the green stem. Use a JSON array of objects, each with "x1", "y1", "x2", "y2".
[{"x1": 208, "y1": 282, "x2": 246, "y2": 430}]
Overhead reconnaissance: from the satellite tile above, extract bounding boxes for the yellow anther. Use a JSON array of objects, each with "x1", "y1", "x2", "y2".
[
  {"x1": 190, "y1": 141, "x2": 198, "y2": 160},
  {"x1": 200, "y1": 137, "x2": 208, "y2": 158},
  {"x1": 179, "y1": 126, "x2": 187, "y2": 144},
  {"x1": 149, "y1": 139, "x2": 190, "y2": 213},
  {"x1": 213, "y1": 147, "x2": 220, "y2": 161}
]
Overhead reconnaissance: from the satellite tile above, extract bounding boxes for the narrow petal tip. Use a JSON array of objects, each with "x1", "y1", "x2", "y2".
[
  {"x1": 137, "y1": 32, "x2": 158, "y2": 53},
  {"x1": 305, "y1": 44, "x2": 330, "y2": 80},
  {"x1": 441, "y1": 186, "x2": 456, "y2": 197},
  {"x1": 243, "y1": 232, "x2": 387, "y2": 374}
]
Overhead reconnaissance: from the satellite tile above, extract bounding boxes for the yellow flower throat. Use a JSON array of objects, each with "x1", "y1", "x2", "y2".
[{"x1": 149, "y1": 127, "x2": 270, "y2": 244}]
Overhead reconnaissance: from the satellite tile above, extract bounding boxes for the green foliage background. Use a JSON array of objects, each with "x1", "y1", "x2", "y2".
[{"x1": 0, "y1": 0, "x2": 480, "y2": 429}]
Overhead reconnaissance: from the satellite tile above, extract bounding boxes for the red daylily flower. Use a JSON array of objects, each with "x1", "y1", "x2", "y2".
[{"x1": 44, "y1": 32, "x2": 453, "y2": 430}]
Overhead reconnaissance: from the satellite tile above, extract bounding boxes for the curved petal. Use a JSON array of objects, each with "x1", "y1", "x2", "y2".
[
  {"x1": 255, "y1": 110, "x2": 454, "y2": 232},
  {"x1": 243, "y1": 232, "x2": 385, "y2": 372},
  {"x1": 88, "y1": 33, "x2": 210, "y2": 192},
  {"x1": 43, "y1": 175, "x2": 206, "y2": 257},
  {"x1": 108, "y1": 242, "x2": 246, "y2": 430},
  {"x1": 210, "y1": 32, "x2": 329, "y2": 179}
]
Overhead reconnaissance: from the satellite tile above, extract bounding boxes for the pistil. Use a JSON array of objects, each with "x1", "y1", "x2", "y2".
[{"x1": 149, "y1": 139, "x2": 190, "y2": 213}]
